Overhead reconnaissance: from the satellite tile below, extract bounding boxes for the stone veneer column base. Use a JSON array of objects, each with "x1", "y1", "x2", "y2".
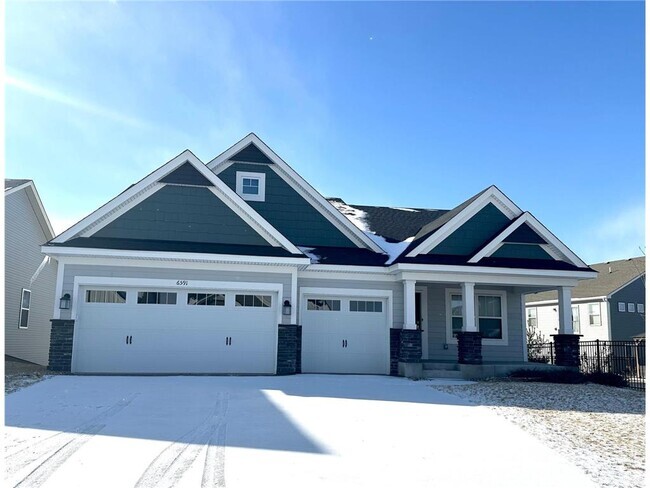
[
  {"x1": 48, "y1": 319, "x2": 75, "y2": 372},
  {"x1": 394, "y1": 328, "x2": 422, "y2": 377},
  {"x1": 552, "y1": 334, "x2": 582, "y2": 368},
  {"x1": 457, "y1": 331, "x2": 483, "y2": 365},
  {"x1": 277, "y1": 324, "x2": 302, "y2": 375}
]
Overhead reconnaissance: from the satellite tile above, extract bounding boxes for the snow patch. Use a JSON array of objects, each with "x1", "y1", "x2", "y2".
[
  {"x1": 329, "y1": 200, "x2": 413, "y2": 264},
  {"x1": 392, "y1": 207, "x2": 420, "y2": 213},
  {"x1": 298, "y1": 247, "x2": 321, "y2": 264}
]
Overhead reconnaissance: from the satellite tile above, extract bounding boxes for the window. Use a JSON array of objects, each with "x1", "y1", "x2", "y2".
[
  {"x1": 572, "y1": 305, "x2": 580, "y2": 333},
  {"x1": 588, "y1": 303, "x2": 601, "y2": 326},
  {"x1": 627, "y1": 303, "x2": 635, "y2": 313},
  {"x1": 307, "y1": 299, "x2": 341, "y2": 311},
  {"x1": 19, "y1": 289, "x2": 31, "y2": 328},
  {"x1": 618, "y1": 302, "x2": 626, "y2": 312},
  {"x1": 526, "y1": 308, "x2": 537, "y2": 328},
  {"x1": 187, "y1": 293, "x2": 225, "y2": 306},
  {"x1": 638, "y1": 304, "x2": 645, "y2": 314},
  {"x1": 236, "y1": 171, "x2": 266, "y2": 202},
  {"x1": 350, "y1": 300, "x2": 383, "y2": 312},
  {"x1": 446, "y1": 290, "x2": 507, "y2": 344},
  {"x1": 137, "y1": 292, "x2": 177, "y2": 305},
  {"x1": 235, "y1": 294, "x2": 272, "y2": 307},
  {"x1": 86, "y1": 290, "x2": 127, "y2": 304}
]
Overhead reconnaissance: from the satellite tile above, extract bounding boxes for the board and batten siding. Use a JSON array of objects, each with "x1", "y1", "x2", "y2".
[
  {"x1": 5, "y1": 188, "x2": 57, "y2": 366},
  {"x1": 297, "y1": 278, "x2": 403, "y2": 326},
  {"x1": 424, "y1": 284, "x2": 525, "y2": 362},
  {"x1": 60, "y1": 264, "x2": 293, "y2": 324}
]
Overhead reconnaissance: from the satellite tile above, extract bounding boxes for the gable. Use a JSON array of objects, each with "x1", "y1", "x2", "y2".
[
  {"x1": 93, "y1": 184, "x2": 271, "y2": 246},
  {"x1": 217, "y1": 162, "x2": 357, "y2": 248},
  {"x1": 428, "y1": 203, "x2": 511, "y2": 256},
  {"x1": 159, "y1": 162, "x2": 214, "y2": 186},
  {"x1": 503, "y1": 223, "x2": 546, "y2": 244},
  {"x1": 229, "y1": 143, "x2": 275, "y2": 164},
  {"x1": 490, "y1": 243, "x2": 554, "y2": 260}
]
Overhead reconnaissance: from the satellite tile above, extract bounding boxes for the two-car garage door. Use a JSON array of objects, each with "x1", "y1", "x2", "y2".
[{"x1": 73, "y1": 286, "x2": 278, "y2": 374}]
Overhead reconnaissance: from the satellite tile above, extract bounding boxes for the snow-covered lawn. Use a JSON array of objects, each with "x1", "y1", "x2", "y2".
[
  {"x1": 432, "y1": 381, "x2": 645, "y2": 488},
  {"x1": 5, "y1": 375, "x2": 597, "y2": 488}
]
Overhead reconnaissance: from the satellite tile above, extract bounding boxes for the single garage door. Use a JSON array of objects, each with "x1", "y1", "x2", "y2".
[
  {"x1": 301, "y1": 295, "x2": 389, "y2": 374},
  {"x1": 73, "y1": 286, "x2": 278, "y2": 374}
]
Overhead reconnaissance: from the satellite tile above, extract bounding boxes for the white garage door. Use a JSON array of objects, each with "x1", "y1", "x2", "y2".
[
  {"x1": 301, "y1": 295, "x2": 389, "y2": 375},
  {"x1": 73, "y1": 286, "x2": 278, "y2": 374}
]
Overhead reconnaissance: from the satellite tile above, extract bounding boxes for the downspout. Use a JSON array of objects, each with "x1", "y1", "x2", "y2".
[{"x1": 29, "y1": 256, "x2": 51, "y2": 286}]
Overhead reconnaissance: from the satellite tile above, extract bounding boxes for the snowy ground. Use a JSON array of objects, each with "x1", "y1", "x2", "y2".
[
  {"x1": 5, "y1": 375, "x2": 598, "y2": 488},
  {"x1": 5, "y1": 359, "x2": 49, "y2": 394},
  {"x1": 431, "y1": 381, "x2": 645, "y2": 488}
]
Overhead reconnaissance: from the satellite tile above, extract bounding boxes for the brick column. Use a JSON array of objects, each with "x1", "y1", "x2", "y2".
[
  {"x1": 277, "y1": 324, "x2": 302, "y2": 375},
  {"x1": 457, "y1": 331, "x2": 482, "y2": 365},
  {"x1": 390, "y1": 329, "x2": 401, "y2": 376},
  {"x1": 552, "y1": 334, "x2": 581, "y2": 368},
  {"x1": 399, "y1": 329, "x2": 422, "y2": 362},
  {"x1": 48, "y1": 319, "x2": 75, "y2": 372}
]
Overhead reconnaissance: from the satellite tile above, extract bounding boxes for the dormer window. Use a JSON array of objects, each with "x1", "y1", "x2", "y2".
[{"x1": 236, "y1": 171, "x2": 266, "y2": 202}]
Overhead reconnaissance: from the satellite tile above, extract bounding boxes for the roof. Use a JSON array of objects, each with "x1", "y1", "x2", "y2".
[
  {"x1": 5, "y1": 179, "x2": 32, "y2": 191},
  {"x1": 526, "y1": 256, "x2": 645, "y2": 303}
]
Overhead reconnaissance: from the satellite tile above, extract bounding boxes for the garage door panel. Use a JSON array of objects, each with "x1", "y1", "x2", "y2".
[{"x1": 73, "y1": 287, "x2": 278, "y2": 374}]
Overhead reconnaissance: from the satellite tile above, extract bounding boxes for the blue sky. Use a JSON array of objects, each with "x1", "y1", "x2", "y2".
[{"x1": 5, "y1": 1, "x2": 645, "y2": 264}]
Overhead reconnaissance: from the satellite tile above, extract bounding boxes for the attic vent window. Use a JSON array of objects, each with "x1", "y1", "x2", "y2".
[{"x1": 236, "y1": 171, "x2": 266, "y2": 202}]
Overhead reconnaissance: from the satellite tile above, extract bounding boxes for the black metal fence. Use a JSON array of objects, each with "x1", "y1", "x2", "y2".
[{"x1": 528, "y1": 340, "x2": 646, "y2": 391}]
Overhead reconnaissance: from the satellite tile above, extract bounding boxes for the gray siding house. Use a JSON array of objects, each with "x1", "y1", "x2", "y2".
[
  {"x1": 41, "y1": 134, "x2": 597, "y2": 377},
  {"x1": 5, "y1": 179, "x2": 58, "y2": 366},
  {"x1": 526, "y1": 257, "x2": 645, "y2": 341}
]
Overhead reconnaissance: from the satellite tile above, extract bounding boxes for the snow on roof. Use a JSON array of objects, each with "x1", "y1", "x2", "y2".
[{"x1": 329, "y1": 200, "x2": 414, "y2": 264}]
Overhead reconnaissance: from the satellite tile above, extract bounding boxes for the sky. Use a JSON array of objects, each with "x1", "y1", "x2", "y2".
[{"x1": 4, "y1": 1, "x2": 645, "y2": 264}]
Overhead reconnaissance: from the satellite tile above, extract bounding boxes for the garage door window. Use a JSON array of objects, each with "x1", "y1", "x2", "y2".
[
  {"x1": 86, "y1": 290, "x2": 127, "y2": 304},
  {"x1": 307, "y1": 299, "x2": 341, "y2": 311},
  {"x1": 235, "y1": 294, "x2": 272, "y2": 307},
  {"x1": 350, "y1": 300, "x2": 382, "y2": 312},
  {"x1": 137, "y1": 292, "x2": 177, "y2": 305},
  {"x1": 187, "y1": 293, "x2": 225, "y2": 306}
]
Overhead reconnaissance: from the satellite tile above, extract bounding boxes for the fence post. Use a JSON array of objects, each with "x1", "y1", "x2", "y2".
[
  {"x1": 596, "y1": 339, "x2": 601, "y2": 373},
  {"x1": 550, "y1": 343, "x2": 554, "y2": 364}
]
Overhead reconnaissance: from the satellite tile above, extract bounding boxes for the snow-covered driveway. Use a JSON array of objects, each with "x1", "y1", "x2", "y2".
[{"x1": 5, "y1": 375, "x2": 595, "y2": 488}]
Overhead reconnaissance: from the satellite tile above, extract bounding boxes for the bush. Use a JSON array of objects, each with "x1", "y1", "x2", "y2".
[
  {"x1": 508, "y1": 368, "x2": 587, "y2": 384},
  {"x1": 585, "y1": 371, "x2": 628, "y2": 388}
]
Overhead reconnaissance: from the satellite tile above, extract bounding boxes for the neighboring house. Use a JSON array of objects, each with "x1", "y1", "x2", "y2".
[
  {"x1": 526, "y1": 257, "x2": 645, "y2": 341},
  {"x1": 5, "y1": 179, "x2": 58, "y2": 366},
  {"x1": 41, "y1": 133, "x2": 597, "y2": 376}
]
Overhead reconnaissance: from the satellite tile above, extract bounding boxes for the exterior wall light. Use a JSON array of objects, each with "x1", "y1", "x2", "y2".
[
  {"x1": 282, "y1": 300, "x2": 292, "y2": 316},
  {"x1": 59, "y1": 293, "x2": 71, "y2": 310}
]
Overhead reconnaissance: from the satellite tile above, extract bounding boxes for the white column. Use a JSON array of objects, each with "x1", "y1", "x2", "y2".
[
  {"x1": 403, "y1": 280, "x2": 417, "y2": 329},
  {"x1": 558, "y1": 286, "x2": 574, "y2": 334},
  {"x1": 462, "y1": 282, "x2": 477, "y2": 332}
]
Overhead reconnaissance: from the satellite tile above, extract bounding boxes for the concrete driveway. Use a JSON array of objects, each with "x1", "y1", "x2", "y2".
[{"x1": 5, "y1": 375, "x2": 595, "y2": 488}]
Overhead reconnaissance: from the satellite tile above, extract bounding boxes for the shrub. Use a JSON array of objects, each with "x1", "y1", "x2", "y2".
[
  {"x1": 508, "y1": 368, "x2": 587, "y2": 384},
  {"x1": 585, "y1": 371, "x2": 628, "y2": 388}
]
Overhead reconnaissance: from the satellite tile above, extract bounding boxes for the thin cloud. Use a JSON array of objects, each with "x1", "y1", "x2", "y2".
[{"x1": 5, "y1": 71, "x2": 152, "y2": 130}]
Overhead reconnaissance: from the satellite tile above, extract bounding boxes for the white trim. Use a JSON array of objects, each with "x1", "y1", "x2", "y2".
[
  {"x1": 6, "y1": 181, "x2": 55, "y2": 239},
  {"x1": 53, "y1": 262, "x2": 65, "y2": 319},
  {"x1": 299, "y1": 286, "x2": 393, "y2": 375},
  {"x1": 407, "y1": 186, "x2": 523, "y2": 257},
  {"x1": 526, "y1": 296, "x2": 608, "y2": 306},
  {"x1": 394, "y1": 263, "x2": 596, "y2": 280},
  {"x1": 299, "y1": 270, "x2": 397, "y2": 282},
  {"x1": 468, "y1": 212, "x2": 588, "y2": 268},
  {"x1": 290, "y1": 268, "x2": 298, "y2": 324},
  {"x1": 208, "y1": 133, "x2": 385, "y2": 253},
  {"x1": 558, "y1": 286, "x2": 574, "y2": 334},
  {"x1": 403, "y1": 280, "x2": 417, "y2": 329},
  {"x1": 521, "y1": 294, "x2": 528, "y2": 362},
  {"x1": 43, "y1": 245, "x2": 310, "y2": 266},
  {"x1": 445, "y1": 288, "x2": 509, "y2": 346},
  {"x1": 235, "y1": 171, "x2": 266, "y2": 202},
  {"x1": 415, "y1": 286, "x2": 428, "y2": 359}
]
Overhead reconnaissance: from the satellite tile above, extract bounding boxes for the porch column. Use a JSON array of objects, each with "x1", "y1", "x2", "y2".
[
  {"x1": 397, "y1": 279, "x2": 422, "y2": 377},
  {"x1": 461, "y1": 282, "x2": 477, "y2": 332},
  {"x1": 403, "y1": 280, "x2": 417, "y2": 329},
  {"x1": 457, "y1": 282, "x2": 482, "y2": 365},
  {"x1": 557, "y1": 286, "x2": 573, "y2": 334}
]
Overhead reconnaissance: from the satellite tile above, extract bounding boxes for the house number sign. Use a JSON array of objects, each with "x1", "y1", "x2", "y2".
[{"x1": 176, "y1": 280, "x2": 189, "y2": 286}]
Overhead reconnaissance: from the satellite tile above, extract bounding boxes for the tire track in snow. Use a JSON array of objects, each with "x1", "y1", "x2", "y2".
[
  {"x1": 7, "y1": 395, "x2": 137, "y2": 487},
  {"x1": 135, "y1": 392, "x2": 229, "y2": 488}
]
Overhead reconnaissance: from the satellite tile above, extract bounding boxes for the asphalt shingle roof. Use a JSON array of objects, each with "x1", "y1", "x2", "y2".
[{"x1": 526, "y1": 256, "x2": 645, "y2": 302}]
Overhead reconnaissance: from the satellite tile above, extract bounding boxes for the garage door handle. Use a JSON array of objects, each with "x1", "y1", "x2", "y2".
[
  {"x1": 342, "y1": 339, "x2": 348, "y2": 348},
  {"x1": 225, "y1": 336, "x2": 232, "y2": 346},
  {"x1": 130, "y1": 335, "x2": 133, "y2": 345},
  {"x1": 126, "y1": 335, "x2": 128, "y2": 345}
]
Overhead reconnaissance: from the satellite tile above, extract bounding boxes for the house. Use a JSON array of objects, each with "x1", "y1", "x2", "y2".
[
  {"x1": 5, "y1": 179, "x2": 58, "y2": 366},
  {"x1": 526, "y1": 257, "x2": 645, "y2": 342},
  {"x1": 41, "y1": 134, "x2": 597, "y2": 376}
]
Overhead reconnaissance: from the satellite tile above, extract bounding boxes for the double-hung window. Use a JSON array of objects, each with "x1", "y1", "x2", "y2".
[
  {"x1": 446, "y1": 290, "x2": 507, "y2": 344},
  {"x1": 572, "y1": 305, "x2": 580, "y2": 333},
  {"x1": 19, "y1": 289, "x2": 31, "y2": 328},
  {"x1": 588, "y1": 303, "x2": 601, "y2": 326}
]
